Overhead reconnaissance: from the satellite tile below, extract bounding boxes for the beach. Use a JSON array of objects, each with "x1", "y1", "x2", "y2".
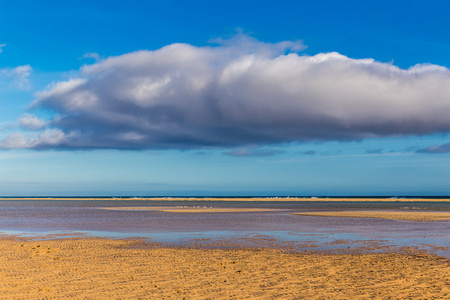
[
  {"x1": 294, "y1": 211, "x2": 450, "y2": 222},
  {"x1": 0, "y1": 199, "x2": 449, "y2": 298},
  {"x1": 4, "y1": 1, "x2": 450, "y2": 299},
  {"x1": 0, "y1": 237, "x2": 449, "y2": 299}
]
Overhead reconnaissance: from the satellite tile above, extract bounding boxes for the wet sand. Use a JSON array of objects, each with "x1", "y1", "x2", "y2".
[
  {"x1": 295, "y1": 211, "x2": 450, "y2": 222},
  {"x1": 0, "y1": 237, "x2": 449, "y2": 299},
  {"x1": 103, "y1": 206, "x2": 280, "y2": 213}
]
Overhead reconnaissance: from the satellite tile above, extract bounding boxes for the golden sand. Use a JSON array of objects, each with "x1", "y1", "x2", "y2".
[
  {"x1": 3, "y1": 197, "x2": 450, "y2": 202},
  {"x1": 103, "y1": 206, "x2": 280, "y2": 213},
  {"x1": 0, "y1": 238, "x2": 448, "y2": 299},
  {"x1": 294, "y1": 211, "x2": 450, "y2": 222}
]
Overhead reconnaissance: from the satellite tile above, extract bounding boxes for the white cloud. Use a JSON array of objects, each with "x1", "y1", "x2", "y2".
[
  {"x1": 3, "y1": 35, "x2": 450, "y2": 150},
  {"x1": 0, "y1": 44, "x2": 5, "y2": 54},
  {"x1": 82, "y1": 52, "x2": 100, "y2": 61},
  {"x1": 0, "y1": 132, "x2": 28, "y2": 149},
  {"x1": 2, "y1": 64, "x2": 33, "y2": 89},
  {"x1": 18, "y1": 113, "x2": 46, "y2": 130},
  {"x1": 0, "y1": 129, "x2": 68, "y2": 149},
  {"x1": 33, "y1": 129, "x2": 67, "y2": 146}
]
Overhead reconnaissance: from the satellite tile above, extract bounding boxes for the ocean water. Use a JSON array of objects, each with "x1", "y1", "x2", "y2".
[{"x1": 0, "y1": 199, "x2": 449, "y2": 257}]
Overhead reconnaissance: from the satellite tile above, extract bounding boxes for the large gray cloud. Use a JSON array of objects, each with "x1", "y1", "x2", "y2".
[{"x1": 2, "y1": 35, "x2": 450, "y2": 150}]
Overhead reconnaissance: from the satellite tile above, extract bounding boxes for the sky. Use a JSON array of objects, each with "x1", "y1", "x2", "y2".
[{"x1": 1, "y1": 0, "x2": 450, "y2": 196}]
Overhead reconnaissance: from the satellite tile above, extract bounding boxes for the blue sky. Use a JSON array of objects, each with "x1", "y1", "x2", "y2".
[{"x1": 1, "y1": 0, "x2": 450, "y2": 196}]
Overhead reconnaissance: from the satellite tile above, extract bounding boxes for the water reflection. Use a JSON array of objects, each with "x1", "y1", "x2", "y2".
[{"x1": 0, "y1": 200, "x2": 449, "y2": 257}]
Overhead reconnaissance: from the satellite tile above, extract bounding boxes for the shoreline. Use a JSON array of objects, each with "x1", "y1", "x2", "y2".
[
  {"x1": 0, "y1": 237, "x2": 449, "y2": 299},
  {"x1": 2, "y1": 197, "x2": 450, "y2": 202},
  {"x1": 294, "y1": 211, "x2": 450, "y2": 222}
]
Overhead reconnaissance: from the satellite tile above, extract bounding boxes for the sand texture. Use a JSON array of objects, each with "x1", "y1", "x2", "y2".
[
  {"x1": 103, "y1": 206, "x2": 280, "y2": 213},
  {"x1": 0, "y1": 238, "x2": 449, "y2": 299},
  {"x1": 294, "y1": 211, "x2": 450, "y2": 222}
]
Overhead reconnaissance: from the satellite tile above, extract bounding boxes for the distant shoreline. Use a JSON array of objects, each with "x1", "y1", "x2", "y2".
[
  {"x1": 1, "y1": 197, "x2": 450, "y2": 202},
  {"x1": 294, "y1": 211, "x2": 450, "y2": 221}
]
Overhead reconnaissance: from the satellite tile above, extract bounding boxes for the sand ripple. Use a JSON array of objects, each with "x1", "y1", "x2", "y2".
[{"x1": 0, "y1": 238, "x2": 449, "y2": 299}]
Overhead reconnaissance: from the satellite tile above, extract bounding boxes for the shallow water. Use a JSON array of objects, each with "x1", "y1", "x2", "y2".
[{"x1": 0, "y1": 200, "x2": 449, "y2": 257}]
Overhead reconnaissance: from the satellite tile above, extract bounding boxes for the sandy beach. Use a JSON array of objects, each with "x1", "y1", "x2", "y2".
[
  {"x1": 0, "y1": 237, "x2": 449, "y2": 299},
  {"x1": 294, "y1": 211, "x2": 450, "y2": 222}
]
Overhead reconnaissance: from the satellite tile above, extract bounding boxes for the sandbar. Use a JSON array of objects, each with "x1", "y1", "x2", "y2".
[
  {"x1": 294, "y1": 211, "x2": 450, "y2": 222},
  {"x1": 103, "y1": 206, "x2": 280, "y2": 213},
  {"x1": 0, "y1": 237, "x2": 448, "y2": 299}
]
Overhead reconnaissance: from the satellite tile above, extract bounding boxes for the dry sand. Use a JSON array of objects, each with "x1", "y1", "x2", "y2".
[
  {"x1": 3, "y1": 197, "x2": 450, "y2": 202},
  {"x1": 294, "y1": 211, "x2": 450, "y2": 222},
  {"x1": 103, "y1": 206, "x2": 280, "y2": 213},
  {"x1": 0, "y1": 237, "x2": 449, "y2": 299}
]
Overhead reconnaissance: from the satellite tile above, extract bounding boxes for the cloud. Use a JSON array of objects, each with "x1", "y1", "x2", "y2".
[
  {"x1": 18, "y1": 113, "x2": 46, "y2": 130},
  {"x1": 208, "y1": 33, "x2": 306, "y2": 56},
  {"x1": 403, "y1": 146, "x2": 417, "y2": 153},
  {"x1": 365, "y1": 148, "x2": 383, "y2": 154},
  {"x1": 1, "y1": 64, "x2": 32, "y2": 89},
  {"x1": 0, "y1": 129, "x2": 68, "y2": 149},
  {"x1": 3, "y1": 34, "x2": 450, "y2": 150},
  {"x1": 0, "y1": 132, "x2": 28, "y2": 149},
  {"x1": 0, "y1": 44, "x2": 5, "y2": 54},
  {"x1": 226, "y1": 147, "x2": 285, "y2": 157},
  {"x1": 417, "y1": 143, "x2": 450, "y2": 154},
  {"x1": 303, "y1": 150, "x2": 316, "y2": 155},
  {"x1": 12, "y1": 65, "x2": 32, "y2": 89},
  {"x1": 82, "y1": 52, "x2": 100, "y2": 61}
]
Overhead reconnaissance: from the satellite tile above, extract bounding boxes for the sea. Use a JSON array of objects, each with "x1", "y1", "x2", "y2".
[{"x1": 0, "y1": 198, "x2": 449, "y2": 257}]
